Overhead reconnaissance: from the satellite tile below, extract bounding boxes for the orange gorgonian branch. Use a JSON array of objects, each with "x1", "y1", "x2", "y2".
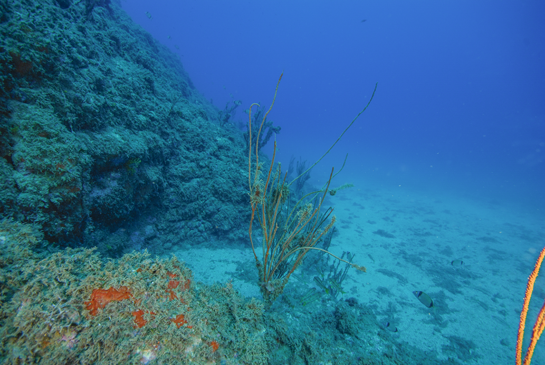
[{"x1": 517, "y1": 246, "x2": 545, "y2": 365}]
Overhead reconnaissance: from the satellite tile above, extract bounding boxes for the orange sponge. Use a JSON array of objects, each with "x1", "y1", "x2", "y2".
[{"x1": 85, "y1": 286, "x2": 132, "y2": 316}]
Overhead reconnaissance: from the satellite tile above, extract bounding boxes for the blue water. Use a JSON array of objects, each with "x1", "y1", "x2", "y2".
[
  {"x1": 123, "y1": 0, "x2": 544, "y2": 212},
  {"x1": 120, "y1": 1, "x2": 545, "y2": 363}
]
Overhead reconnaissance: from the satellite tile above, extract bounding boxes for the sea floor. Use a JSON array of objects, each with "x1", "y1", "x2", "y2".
[{"x1": 171, "y1": 180, "x2": 545, "y2": 364}]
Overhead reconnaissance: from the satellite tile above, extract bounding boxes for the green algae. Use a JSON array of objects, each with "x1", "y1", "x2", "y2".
[{"x1": 0, "y1": 220, "x2": 267, "y2": 364}]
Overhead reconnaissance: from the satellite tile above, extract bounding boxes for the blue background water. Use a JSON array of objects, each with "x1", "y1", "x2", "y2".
[{"x1": 122, "y1": 0, "x2": 544, "y2": 214}]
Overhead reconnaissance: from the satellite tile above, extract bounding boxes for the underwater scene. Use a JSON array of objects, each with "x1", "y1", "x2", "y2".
[{"x1": 0, "y1": 0, "x2": 544, "y2": 364}]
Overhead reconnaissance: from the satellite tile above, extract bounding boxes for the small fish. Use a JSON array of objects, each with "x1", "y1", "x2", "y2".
[
  {"x1": 413, "y1": 291, "x2": 434, "y2": 308},
  {"x1": 382, "y1": 321, "x2": 398, "y2": 332},
  {"x1": 146, "y1": 11, "x2": 152, "y2": 19},
  {"x1": 451, "y1": 259, "x2": 463, "y2": 267}
]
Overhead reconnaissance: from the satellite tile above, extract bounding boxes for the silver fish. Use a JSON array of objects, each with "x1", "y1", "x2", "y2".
[
  {"x1": 451, "y1": 259, "x2": 464, "y2": 267},
  {"x1": 382, "y1": 321, "x2": 398, "y2": 332},
  {"x1": 413, "y1": 291, "x2": 434, "y2": 308}
]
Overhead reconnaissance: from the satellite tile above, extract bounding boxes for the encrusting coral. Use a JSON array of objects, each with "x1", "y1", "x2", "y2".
[{"x1": 85, "y1": 286, "x2": 132, "y2": 316}]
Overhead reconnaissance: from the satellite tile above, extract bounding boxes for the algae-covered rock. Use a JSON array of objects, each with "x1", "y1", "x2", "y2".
[{"x1": 0, "y1": 220, "x2": 267, "y2": 364}]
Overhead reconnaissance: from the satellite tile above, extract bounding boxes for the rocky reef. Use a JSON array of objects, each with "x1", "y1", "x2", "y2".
[{"x1": 0, "y1": 0, "x2": 248, "y2": 254}]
